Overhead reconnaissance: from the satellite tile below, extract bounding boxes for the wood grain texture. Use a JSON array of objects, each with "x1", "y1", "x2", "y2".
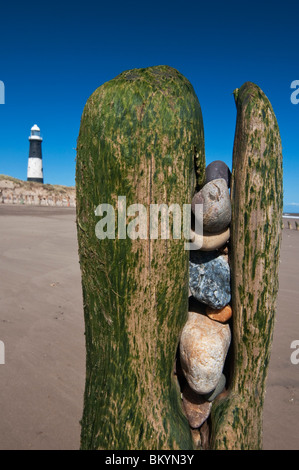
[
  {"x1": 76, "y1": 66, "x2": 205, "y2": 450},
  {"x1": 210, "y1": 82, "x2": 283, "y2": 449}
]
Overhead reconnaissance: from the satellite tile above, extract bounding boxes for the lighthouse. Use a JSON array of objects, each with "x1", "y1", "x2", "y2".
[{"x1": 27, "y1": 124, "x2": 44, "y2": 183}]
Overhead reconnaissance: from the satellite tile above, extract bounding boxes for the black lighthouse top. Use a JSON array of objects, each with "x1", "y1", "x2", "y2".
[
  {"x1": 27, "y1": 124, "x2": 44, "y2": 183},
  {"x1": 29, "y1": 124, "x2": 43, "y2": 159},
  {"x1": 29, "y1": 124, "x2": 43, "y2": 158}
]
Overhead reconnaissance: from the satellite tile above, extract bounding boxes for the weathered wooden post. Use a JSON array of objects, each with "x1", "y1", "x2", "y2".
[
  {"x1": 210, "y1": 83, "x2": 283, "y2": 450},
  {"x1": 77, "y1": 74, "x2": 282, "y2": 450},
  {"x1": 76, "y1": 65, "x2": 205, "y2": 450}
]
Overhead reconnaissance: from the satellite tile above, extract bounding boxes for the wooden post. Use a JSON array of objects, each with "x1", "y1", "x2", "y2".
[
  {"x1": 76, "y1": 66, "x2": 205, "y2": 450},
  {"x1": 210, "y1": 83, "x2": 283, "y2": 449}
]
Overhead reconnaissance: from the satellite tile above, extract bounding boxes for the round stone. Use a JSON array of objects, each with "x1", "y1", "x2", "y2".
[
  {"x1": 182, "y1": 384, "x2": 212, "y2": 428},
  {"x1": 180, "y1": 311, "x2": 231, "y2": 394},
  {"x1": 189, "y1": 251, "x2": 231, "y2": 309},
  {"x1": 192, "y1": 179, "x2": 231, "y2": 233},
  {"x1": 206, "y1": 304, "x2": 232, "y2": 323},
  {"x1": 205, "y1": 160, "x2": 231, "y2": 188},
  {"x1": 189, "y1": 227, "x2": 230, "y2": 251},
  {"x1": 190, "y1": 428, "x2": 201, "y2": 448}
]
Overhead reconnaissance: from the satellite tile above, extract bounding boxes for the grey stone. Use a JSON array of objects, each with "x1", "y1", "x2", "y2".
[
  {"x1": 204, "y1": 374, "x2": 226, "y2": 402},
  {"x1": 189, "y1": 251, "x2": 231, "y2": 309},
  {"x1": 192, "y1": 179, "x2": 231, "y2": 233},
  {"x1": 205, "y1": 160, "x2": 231, "y2": 188}
]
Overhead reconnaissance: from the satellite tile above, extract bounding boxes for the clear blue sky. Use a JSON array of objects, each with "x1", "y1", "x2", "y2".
[{"x1": 0, "y1": 0, "x2": 298, "y2": 211}]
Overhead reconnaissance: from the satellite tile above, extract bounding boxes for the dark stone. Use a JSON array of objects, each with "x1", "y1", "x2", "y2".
[
  {"x1": 189, "y1": 251, "x2": 231, "y2": 309},
  {"x1": 182, "y1": 384, "x2": 212, "y2": 428},
  {"x1": 205, "y1": 160, "x2": 231, "y2": 188}
]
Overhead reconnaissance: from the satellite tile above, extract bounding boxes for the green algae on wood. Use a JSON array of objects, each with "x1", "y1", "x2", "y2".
[
  {"x1": 76, "y1": 65, "x2": 205, "y2": 450},
  {"x1": 210, "y1": 82, "x2": 283, "y2": 450}
]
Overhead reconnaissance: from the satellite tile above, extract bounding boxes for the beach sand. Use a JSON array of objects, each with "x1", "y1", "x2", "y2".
[
  {"x1": 0, "y1": 205, "x2": 298, "y2": 449},
  {"x1": 263, "y1": 216, "x2": 299, "y2": 450},
  {"x1": 0, "y1": 205, "x2": 84, "y2": 450}
]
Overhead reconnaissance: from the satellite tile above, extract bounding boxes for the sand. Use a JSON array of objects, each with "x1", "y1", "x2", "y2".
[
  {"x1": 263, "y1": 217, "x2": 299, "y2": 450},
  {"x1": 0, "y1": 205, "x2": 298, "y2": 450},
  {"x1": 0, "y1": 205, "x2": 85, "y2": 450}
]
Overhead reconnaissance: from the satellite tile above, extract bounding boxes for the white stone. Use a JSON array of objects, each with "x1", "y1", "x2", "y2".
[
  {"x1": 190, "y1": 227, "x2": 230, "y2": 251},
  {"x1": 180, "y1": 311, "x2": 231, "y2": 394}
]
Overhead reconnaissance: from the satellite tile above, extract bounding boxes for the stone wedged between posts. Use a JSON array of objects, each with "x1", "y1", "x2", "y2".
[
  {"x1": 180, "y1": 311, "x2": 231, "y2": 395},
  {"x1": 206, "y1": 304, "x2": 232, "y2": 323},
  {"x1": 191, "y1": 178, "x2": 231, "y2": 233},
  {"x1": 204, "y1": 373, "x2": 226, "y2": 402},
  {"x1": 190, "y1": 227, "x2": 230, "y2": 251},
  {"x1": 205, "y1": 160, "x2": 231, "y2": 188},
  {"x1": 189, "y1": 251, "x2": 231, "y2": 310},
  {"x1": 182, "y1": 384, "x2": 212, "y2": 428},
  {"x1": 181, "y1": 158, "x2": 232, "y2": 434},
  {"x1": 190, "y1": 428, "x2": 202, "y2": 448}
]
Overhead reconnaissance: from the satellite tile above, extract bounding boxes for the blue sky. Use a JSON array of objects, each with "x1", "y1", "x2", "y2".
[{"x1": 0, "y1": 0, "x2": 298, "y2": 211}]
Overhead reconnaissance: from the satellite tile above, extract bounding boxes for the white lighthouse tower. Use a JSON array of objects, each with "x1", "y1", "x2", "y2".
[{"x1": 27, "y1": 124, "x2": 44, "y2": 183}]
